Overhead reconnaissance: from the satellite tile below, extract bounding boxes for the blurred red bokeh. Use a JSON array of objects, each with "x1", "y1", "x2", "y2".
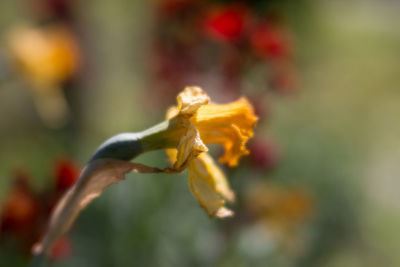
[{"x1": 0, "y1": 159, "x2": 79, "y2": 260}]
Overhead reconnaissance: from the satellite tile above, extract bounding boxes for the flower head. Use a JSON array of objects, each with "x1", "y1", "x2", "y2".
[{"x1": 165, "y1": 86, "x2": 257, "y2": 217}]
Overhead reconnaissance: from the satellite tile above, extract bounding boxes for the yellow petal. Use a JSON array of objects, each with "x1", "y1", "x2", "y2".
[
  {"x1": 166, "y1": 106, "x2": 179, "y2": 120},
  {"x1": 166, "y1": 88, "x2": 257, "y2": 167},
  {"x1": 176, "y1": 86, "x2": 210, "y2": 116},
  {"x1": 164, "y1": 86, "x2": 211, "y2": 169},
  {"x1": 194, "y1": 97, "x2": 258, "y2": 166},
  {"x1": 196, "y1": 153, "x2": 235, "y2": 202},
  {"x1": 165, "y1": 148, "x2": 178, "y2": 165},
  {"x1": 187, "y1": 153, "x2": 234, "y2": 218},
  {"x1": 162, "y1": 86, "x2": 257, "y2": 217},
  {"x1": 170, "y1": 123, "x2": 208, "y2": 171}
]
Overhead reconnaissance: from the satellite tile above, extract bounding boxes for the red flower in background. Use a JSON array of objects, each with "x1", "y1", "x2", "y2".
[
  {"x1": 204, "y1": 5, "x2": 248, "y2": 43},
  {"x1": 27, "y1": 0, "x2": 79, "y2": 21},
  {"x1": 151, "y1": 1, "x2": 300, "y2": 185},
  {"x1": 249, "y1": 138, "x2": 280, "y2": 170},
  {"x1": 269, "y1": 59, "x2": 299, "y2": 94},
  {"x1": 0, "y1": 159, "x2": 79, "y2": 260},
  {"x1": 250, "y1": 22, "x2": 292, "y2": 60},
  {"x1": 50, "y1": 237, "x2": 72, "y2": 261},
  {"x1": 270, "y1": 68, "x2": 299, "y2": 94},
  {"x1": 54, "y1": 158, "x2": 80, "y2": 192},
  {"x1": 156, "y1": 0, "x2": 198, "y2": 16},
  {"x1": 44, "y1": 0, "x2": 76, "y2": 19},
  {"x1": 0, "y1": 171, "x2": 40, "y2": 236}
]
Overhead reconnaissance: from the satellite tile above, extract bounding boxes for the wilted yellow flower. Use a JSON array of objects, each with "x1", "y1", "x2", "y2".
[
  {"x1": 165, "y1": 86, "x2": 258, "y2": 217},
  {"x1": 34, "y1": 86, "x2": 257, "y2": 257}
]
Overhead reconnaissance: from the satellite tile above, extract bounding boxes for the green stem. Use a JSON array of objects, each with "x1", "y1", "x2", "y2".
[
  {"x1": 89, "y1": 132, "x2": 143, "y2": 161},
  {"x1": 89, "y1": 119, "x2": 182, "y2": 162},
  {"x1": 30, "y1": 119, "x2": 184, "y2": 266}
]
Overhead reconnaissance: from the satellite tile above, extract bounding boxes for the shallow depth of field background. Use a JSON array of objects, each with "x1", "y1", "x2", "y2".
[{"x1": 1, "y1": 0, "x2": 400, "y2": 266}]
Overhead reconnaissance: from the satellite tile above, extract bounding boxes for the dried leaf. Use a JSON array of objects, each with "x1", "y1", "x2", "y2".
[{"x1": 33, "y1": 159, "x2": 162, "y2": 255}]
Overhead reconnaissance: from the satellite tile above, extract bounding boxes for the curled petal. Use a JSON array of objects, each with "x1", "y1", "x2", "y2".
[
  {"x1": 170, "y1": 123, "x2": 208, "y2": 171},
  {"x1": 176, "y1": 86, "x2": 210, "y2": 116},
  {"x1": 167, "y1": 91, "x2": 257, "y2": 167},
  {"x1": 166, "y1": 105, "x2": 179, "y2": 120},
  {"x1": 165, "y1": 148, "x2": 178, "y2": 165},
  {"x1": 187, "y1": 154, "x2": 234, "y2": 218},
  {"x1": 195, "y1": 97, "x2": 258, "y2": 166},
  {"x1": 196, "y1": 153, "x2": 235, "y2": 202},
  {"x1": 163, "y1": 86, "x2": 257, "y2": 217}
]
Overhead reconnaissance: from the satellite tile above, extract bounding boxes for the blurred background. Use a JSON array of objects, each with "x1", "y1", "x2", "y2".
[{"x1": 0, "y1": 0, "x2": 400, "y2": 266}]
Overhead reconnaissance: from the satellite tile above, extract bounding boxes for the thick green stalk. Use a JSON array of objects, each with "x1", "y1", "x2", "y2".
[
  {"x1": 90, "y1": 119, "x2": 182, "y2": 161},
  {"x1": 30, "y1": 119, "x2": 184, "y2": 266}
]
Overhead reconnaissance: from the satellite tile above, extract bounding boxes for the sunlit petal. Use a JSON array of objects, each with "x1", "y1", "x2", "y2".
[{"x1": 188, "y1": 154, "x2": 234, "y2": 218}]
